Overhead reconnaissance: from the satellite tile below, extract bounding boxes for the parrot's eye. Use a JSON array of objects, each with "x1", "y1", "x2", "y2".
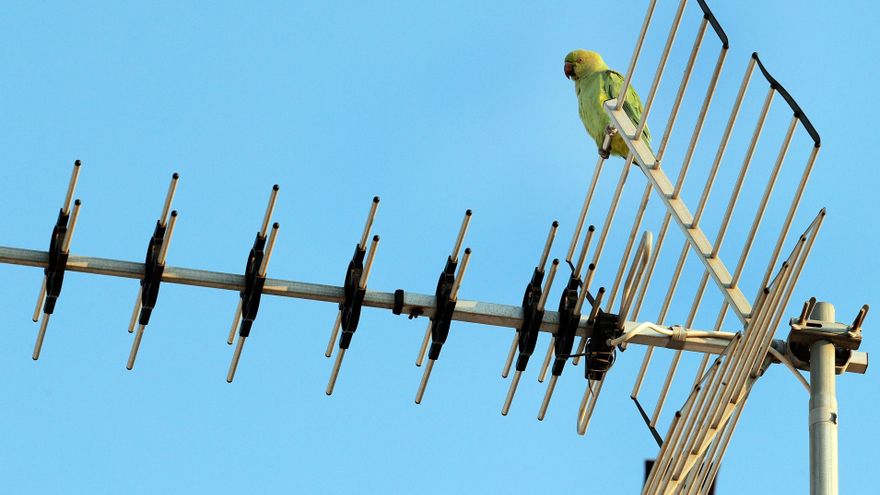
[{"x1": 577, "y1": 58, "x2": 583, "y2": 63}]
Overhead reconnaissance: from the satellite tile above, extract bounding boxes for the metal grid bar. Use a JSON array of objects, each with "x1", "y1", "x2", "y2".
[{"x1": 604, "y1": 98, "x2": 752, "y2": 324}]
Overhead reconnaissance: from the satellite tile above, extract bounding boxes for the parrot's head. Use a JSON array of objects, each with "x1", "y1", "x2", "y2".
[{"x1": 564, "y1": 50, "x2": 608, "y2": 81}]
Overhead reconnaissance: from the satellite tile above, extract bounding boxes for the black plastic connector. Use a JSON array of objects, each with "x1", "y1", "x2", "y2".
[
  {"x1": 338, "y1": 239, "x2": 371, "y2": 349},
  {"x1": 752, "y1": 52, "x2": 821, "y2": 147},
  {"x1": 42, "y1": 203, "x2": 77, "y2": 315},
  {"x1": 584, "y1": 310, "x2": 622, "y2": 381},
  {"x1": 514, "y1": 267, "x2": 545, "y2": 372},
  {"x1": 137, "y1": 216, "x2": 172, "y2": 326},
  {"x1": 696, "y1": 0, "x2": 729, "y2": 48},
  {"x1": 551, "y1": 275, "x2": 582, "y2": 377},
  {"x1": 238, "y1": 228, "x2": 273, "y2": 338},
  {"x1": 427, "y1": 256, "x2": 458, "y2": 361}
]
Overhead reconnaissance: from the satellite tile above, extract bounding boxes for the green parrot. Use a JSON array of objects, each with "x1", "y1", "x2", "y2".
[{"x1": 564, "y1": 49, "x2": 650, "y2": 159}]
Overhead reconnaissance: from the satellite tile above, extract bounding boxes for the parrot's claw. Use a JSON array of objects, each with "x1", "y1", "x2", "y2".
[{"x1": 598, "y1": 148, "x2": 610, "y2": 160}]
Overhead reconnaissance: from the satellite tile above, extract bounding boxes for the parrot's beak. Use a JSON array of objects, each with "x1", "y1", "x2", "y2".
[{"x1": 564, "y1": 62, "x2": 575, "y2": 80}]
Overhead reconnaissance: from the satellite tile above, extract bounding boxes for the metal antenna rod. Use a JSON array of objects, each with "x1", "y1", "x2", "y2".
[
  {"x1": 415, "y1": 319, "x2": 432, "y2": 368},
  {"x1": 501, "y1": 332, "x2": 519, "y2": 380},
  {"x1": 605, "y1": 185, "x2": 651, "y2": 313},
  {"x1": 258, "y1": 225, "x2": 280, "y2": 279},
  {"x1": 538, "y1": 221, "x2": 558, "y2": 273},
  {"x1": 359, "y1": 196, "x2": 380, "y2": 250},
  {"x1": 537, "y1": 261, "x2": 559, "y2": 313},
  {"x1": 159, "y1": 173, "x2": 180, "y2": 227},
  {"x1": 34, "y1": 161, "x2": 82, "y2": 322},
  {"x1": 615, "y1": 0, "x2": 658, "y2": 113},
  {"x1": 227, "y1": 223, "x2": 280, "y2": 383},
  {"x1": 451, "y1": 210, "x2": 472, "y2": 263},
  {"x1": 631, "y1": 56, "x2": 755, "y2": 400},
  {"x1": 60, "y1": 200, "x2": 82, "y2": 255},
  {"x1": 754, "y1": 145, "x2": 820, "y2": 306},
  {"x1": 157, "y1": 214, "x2": 178, "y2": 266},
  {"x1": 684, "y1": 114, "x2": 798, "y2": 378},
  {"x1": 227, "y1": 299, "x2": 243, "y2": 346},
  {"x1": 359, "y1": 236, "x2": 380, "y2": 289},
  {"x1": 324, "y1": 312, "x2": 342, "y2": 358},
  {"x1": 501, "y1": 220, "x2": 556, "y2": 378},
  {"x1": 32, "y1": 199, "x2": 82, "y2": 360},
  {"x1": 588, "y1": 288, "x2": 606, "y2": 325},
  {"x1": 128, "y1": 287, "x2": 143, "y2": 333},
  {"x1": 611, "y1": 28, "x2": 713, "y2": 330},
  {"x1": 692, "y1": 57, "x2": 757, "y2": 227},
  {"x1": 417, "y1": 211, "x2": 472, "y2": 368},
  {"x1": 536, "y1": 373, "x2": 557, "y2": 421},
  {"x1": 673, "y1": 47, "x2": 728, "y2": 198},
  {"x1": 449, "y1": 248, "x2": 471, "y2": 301},
  {"x1": 573, "y1": 226, "x2": 596, "y2": 281},
  {"x1": 630, "y1": 46, "x2": 728, "y2": 322},
  {"x1": 566, "y1": 131, "x2": 612, "y2": 265},
  {"x1": 573, "y1": 156, "x2": 632, "y2": 365},
  {"x1": 32, "y1": 314, "x2": 51, "y2": 361},
  {"x1": 633, "y1": 0, "x2": 688, "y2": 142},
  {"x1": 501, "y1": 368, "x2": 522, "y2": 416},
  {"x1": 414, "y1": 358, "x2": 434, "y2": 405},
  {"x1": 652, "y1": 100, "x2": 787, "y2": 420},
  {"x1": 650, "y1": 274, "x2": 709, "y2": 427},
  {"x1": 577, "y1": 378, "x2": 606, "y2": 435},
  {"x1": 62, "y1": 160, "x2": 81, "y2": 216},
  {"x1": 260, "y1": 185, "x2": 280, "y2": 238},
  {"x1": 229, "y1": 187, "x2": 280, "y2": 346},
  {"x1": 647, "y1": 351, "x2": 729, "y2": 493},
  {"x1": 655, "y1": 16, "x2": 709, "y2": 163},
  {"x1": 710, "y1": 86, "x2": 775, "y2": 258},
  {"x1": 631, "y1": 240, "x2": 689, "y2": 398},
  {"x1": 730, "y1": 115, "x2": 797, "y2": 287},
  {"x1": 415, "y1": 248, "x2": 471, "y2": 404},
  {"x1": 618, "y1": 233, "x2": 652, "y2": 325},
  {"x1": 502, "y1": 259, "x2": 560, "y2": 411},
  {"x1": 326, "y1": 235, "x2": 380, "y2": 395},
  {"x1": 537, "y1": 335, "x2": 555, "y2": 384},
  {"x1": 327, "y1": 197, "x2": 380, "y2": 358},
  {"x1": 127, "y1": 211, "x2": 179, "y2": 370},
  {"x1": 32, "y1": 277, "x2": 47, "y2": 323}
]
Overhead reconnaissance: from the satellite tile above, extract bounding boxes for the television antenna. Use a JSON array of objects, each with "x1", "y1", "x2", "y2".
[{"x1": 0, "y1": 1, "x2": 868, "y2": 493}]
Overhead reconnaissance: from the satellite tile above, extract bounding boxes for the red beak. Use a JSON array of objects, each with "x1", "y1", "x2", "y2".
[{"x1": 564, "y1": 63, "x2": 575, "y2": 79}]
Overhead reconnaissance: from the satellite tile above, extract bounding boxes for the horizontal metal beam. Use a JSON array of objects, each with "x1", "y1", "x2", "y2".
[{"x1": 0, "y1": 245, "x2": 866, "y2": 373}]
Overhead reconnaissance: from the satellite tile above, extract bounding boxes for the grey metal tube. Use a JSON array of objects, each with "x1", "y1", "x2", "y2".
[{"x1": 809, "y1": 304, "x2": 838, "y2": 495}]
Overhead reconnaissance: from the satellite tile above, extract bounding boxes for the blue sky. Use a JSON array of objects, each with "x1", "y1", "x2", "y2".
[{"x1": 0, "y1": 1, "x2": 876, "y2": 493}]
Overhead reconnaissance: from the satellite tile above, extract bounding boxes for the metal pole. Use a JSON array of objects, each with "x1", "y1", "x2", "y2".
[{"x1": 809, "y1": 302, "x2": 838, "y2": 495}]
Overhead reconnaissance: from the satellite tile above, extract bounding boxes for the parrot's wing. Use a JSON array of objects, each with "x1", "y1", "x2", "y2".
[{"x1": 603, "y1": 70, "x2": 651, "y2": 143}]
